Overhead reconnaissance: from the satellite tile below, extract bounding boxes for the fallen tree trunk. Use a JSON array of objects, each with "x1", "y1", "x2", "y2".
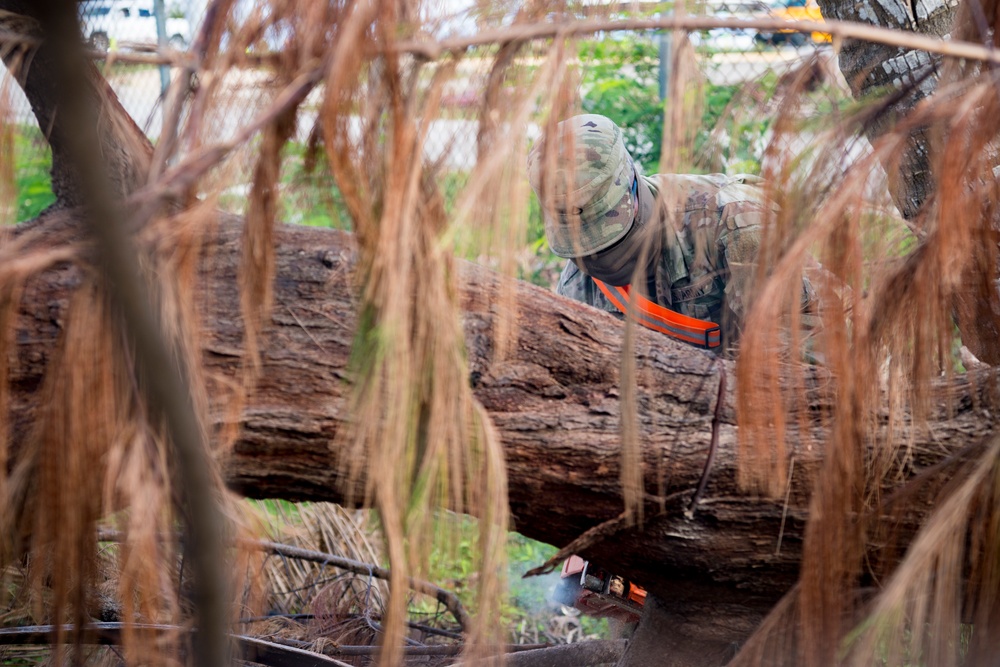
[
  {"x1": 3, "y1": 2, "x2": 997, "y2": 660},
  {"x1": 9, "y1": 215, "x2": 998, "y2": 647}
]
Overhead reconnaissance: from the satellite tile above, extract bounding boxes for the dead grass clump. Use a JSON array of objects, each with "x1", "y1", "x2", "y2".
[{"x1": 256, "y1": 502, "x2": 388, "y2": 619}]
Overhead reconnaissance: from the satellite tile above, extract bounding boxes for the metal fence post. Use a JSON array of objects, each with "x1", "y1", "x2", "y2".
[
  {"x1": 658, "y1": 5, "x2": 671, "y2": 101},
  {"x1": 154, "y1": 0, "x2": 169, "y2": 96}
]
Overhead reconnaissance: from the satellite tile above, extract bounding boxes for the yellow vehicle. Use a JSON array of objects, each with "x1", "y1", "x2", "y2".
[{"x1": 756, "y1": 0, "x2": 831, "y2": 46}]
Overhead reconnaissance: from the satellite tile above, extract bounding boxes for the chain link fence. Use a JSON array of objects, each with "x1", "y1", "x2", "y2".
[{"x1": 5, "y1": 0, "x2": 846, "y2": 242}]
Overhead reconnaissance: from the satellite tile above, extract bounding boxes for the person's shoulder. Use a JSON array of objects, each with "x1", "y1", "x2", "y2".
[
  {"x1": 726, "y1": 173, "x2": 764, "y2": 186},
  {"x1": 647, "y1": 173, "x2": 717, "y2": 209},
  {"x1": 646, "y1": 173, "x2": 772, "y2": 220},
  {"x1": 651, "y1": 172, "x2": 765, "y2": 190},
  {"x1": 717, "y1": 173, "x2": 769, "y2": 207},
  {"x1": 638, "y1": 173, "x2": 660, "y2": 197},
  {"x1": 650, "y1": 173, "x2": 737, "y2": 212},
  {"x1": 649, "y1": 173, "x2": 727, "y2": 189}
]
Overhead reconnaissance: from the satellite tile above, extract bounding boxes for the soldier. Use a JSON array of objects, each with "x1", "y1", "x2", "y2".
[{"x1": 527, "y1": 113, "x2": 812, "y2": 354}]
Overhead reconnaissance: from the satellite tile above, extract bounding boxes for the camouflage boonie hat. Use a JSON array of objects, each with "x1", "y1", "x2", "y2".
[{"x1": 527, "y1": 114, "x2": 637, "y2": 258}]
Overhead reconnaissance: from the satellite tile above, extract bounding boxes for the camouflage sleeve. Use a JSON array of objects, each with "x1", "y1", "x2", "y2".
[
  {"x1": 718, "y1": 202, "x2": 764, "y2": 326},
  {"x1": 719, "y1": 201, "x2": 818, "y2": 322},
  {"x1": 555, "y1": 261, "x2": 621, "y2": 317}
]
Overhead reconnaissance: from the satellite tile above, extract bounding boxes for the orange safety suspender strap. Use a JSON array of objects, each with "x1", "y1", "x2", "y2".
[{"x1": 593, "y1": 278, "x2": 722, "y2": 349}]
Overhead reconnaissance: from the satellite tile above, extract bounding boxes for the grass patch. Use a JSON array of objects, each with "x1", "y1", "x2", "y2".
[
  {"x1": 424, "y1": 513, "x2": 611, "y2": 642},
  {"x1": 13, "y1": 127, "x2": 55, "y2": 222}
]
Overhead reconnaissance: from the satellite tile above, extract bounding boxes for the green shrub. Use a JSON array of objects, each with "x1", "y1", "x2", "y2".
[
  {"x1": 578, "y1": 34, "x2": 771, "y2": 176},
  {"x1": 579, "y1": 36, "x2": 666, "y2": 170}
]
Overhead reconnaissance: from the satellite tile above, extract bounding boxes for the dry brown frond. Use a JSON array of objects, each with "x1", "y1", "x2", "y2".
[
  {"x1": 241, "y1": 106, "x2": 298, "y2": 375},
  {"x1": 731, "y1": 12, "x2": 1000, "y2": 658},
  {"x1": 314, "y1": 0, "x2": 512, "y2": 663},
  {"x1": 15, "y1": 0, "x2": 1000, "y2": 665},
  {"x1": 842, "y1": 439, "x2": 1000, "y2": 667}
]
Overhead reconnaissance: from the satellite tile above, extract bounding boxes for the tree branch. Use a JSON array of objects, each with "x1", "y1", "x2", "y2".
[
  {"x1": 10, "y1": 217, "x2": 999, "y2": 646},
  {"x1": 243, "y1": 539, "x2": 471, "y2": 633}
]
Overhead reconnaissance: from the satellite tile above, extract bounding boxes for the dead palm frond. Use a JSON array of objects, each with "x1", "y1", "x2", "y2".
[
  {"x1": 731, "y1": 16, "x2": 1000, "y2": 662},
  {"x1": 6, "y1": 1, "x2": 1000, "y2": 666}
]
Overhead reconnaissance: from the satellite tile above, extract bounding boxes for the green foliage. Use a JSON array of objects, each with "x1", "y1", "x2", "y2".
[
  {"x1": 278, "y1": 144, "x2": 471, "y2": 235},
  {"x1": 578, "y1": 35, "x2": 771, "y2": 176},
  {"x1": 694, "y1": 76, "x2": 773, "y2": 174},
  {"x1": 248, "y1": 498, "x2": 305, "y2": 537},
  {"x1": 280, "y1": 142, "x2": 350, "y2": 229},
  {"x1": 13, "y1": 127, "x2": 55, "y2": 223},
  {"x1": 504, "y1": 532, "x2": 610, "y2": 642},
  {"x1": 422, "y1": 514, "x2": 610, "y2": 641},
  {"x1": 504, "y1": 531, "x2": 557, "y2": 623},
  {"x1": 579, "y1": 36, "x2": 665, "y2": 170}
]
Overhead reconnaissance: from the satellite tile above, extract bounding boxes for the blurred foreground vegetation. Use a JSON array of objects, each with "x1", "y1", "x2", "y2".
[
  {"x1": 4, "y1": 35, "x2": 850, "y2": 646},
  {"x1": 13, "y1": 35, "x2": 796, "y2": 289},
  {"x1": 11, "y1": 127, "x2": 56, "y2": 222}
]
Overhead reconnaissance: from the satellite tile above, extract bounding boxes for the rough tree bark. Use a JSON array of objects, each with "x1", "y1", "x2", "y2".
[
  {"x1": 3, "y1": 0, "x2": 998, "y2": 660},
  {"x1": 9, "y1": 217, "x2": 999, "y2": 649},
  {"x1": 815, "y1": 0, "x2": 1000, "y2": 365},
  {"x1": 0, "y1": 1, "x2": 153, "y2": 206},
  {"x1": 816, "y1": 0, "x2": 956, "y2": 220}
]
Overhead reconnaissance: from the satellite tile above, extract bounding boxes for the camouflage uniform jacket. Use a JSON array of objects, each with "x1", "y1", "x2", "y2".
[{"x1": 556, "y1": 172, "x2": 773, "y2": 350}]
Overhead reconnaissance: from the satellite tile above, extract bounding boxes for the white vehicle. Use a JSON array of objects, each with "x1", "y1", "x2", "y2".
[
  {"x1": 689, "y1": 27, "x2": 757, "y2": 51},
  {"x1": 690, "y1": 0, "x2": 768, "y2": 51},
  {"x1": 80, "y1": 1, "x2": 191, "y2": 52}
]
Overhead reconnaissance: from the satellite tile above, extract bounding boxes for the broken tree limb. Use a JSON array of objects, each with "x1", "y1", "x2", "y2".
[
  {"x1": 244, "y1": 539, "x2": 471, "y2": 633},
  {"x1": 0, "y1": 1, "x2": 154, "y2": 206},
  {"x1": 8, "y1": 215, "x2": 999, "y2": 646},
  {"x1": 95, "y1": 528, "x2": 471, "y2": 633},
  {"x1": 0, "y1": 623, "x2": 623, "y2": 667},
  {"x1": 272, "y1": 636, "x2": 625, "y2": 664},
  {"x1": 813, "y1": 0, "x2": 1000, "y2": 367}
]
